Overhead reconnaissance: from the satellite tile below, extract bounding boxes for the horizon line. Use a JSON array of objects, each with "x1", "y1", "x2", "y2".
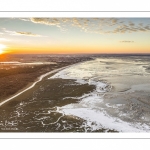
[{"x1": 3, "y1": 53, "x2": 150, "y2": 55}]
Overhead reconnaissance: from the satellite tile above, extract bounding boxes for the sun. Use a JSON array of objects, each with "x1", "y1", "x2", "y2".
[
  {"x1": 0, "y1": 49, "x2": 3, "y2": 54},
  {"x1": 0, "y1": 44, "x2": 6, "y2": 54}
]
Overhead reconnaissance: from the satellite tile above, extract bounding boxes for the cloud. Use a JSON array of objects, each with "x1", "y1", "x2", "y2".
[
  {"x1": 129, "y1": 22, "x2": 135, "y2": 26},
  {"x1": 120, "y1": 41, "x2": 134, "y2": 43},
  {"x1": 2, "y1": 28, "x2": 45, "y2": 37},
  {"x1": 2, "y1": 28, "x2": 16, "y2": 35},
  {"x1": 16, "y1": 31, "x2": 42, "y2": 37},
  {"x1": 30, "y1": 18, "x2": 69, "y2": 32},
  {"x1": 23, "y1": 18, "x2": 150, "y2": 35},
  {"x1": 0, "y1": 38, "x2": 10, "y2": 41},
  {"x1": 139, "y1": 23, "x2": 143, "y2": 27},
  {"x1": 108, "y1": 21, "x2": 150, "y2": 34},
  {"x1": 19, "y1": 18, "x2": 30, "y2": 22},
  {"x1": 30, "y1": 18, "x2": 120, "y2": 33},
  {"x1": 30, "y1": 18, "x2": 60, "y2": 27}
]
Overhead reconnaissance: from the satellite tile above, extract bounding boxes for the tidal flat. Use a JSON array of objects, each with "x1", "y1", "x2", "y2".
[{"x1": 1, "y1": 54, "x2": 150, "y2": 132}]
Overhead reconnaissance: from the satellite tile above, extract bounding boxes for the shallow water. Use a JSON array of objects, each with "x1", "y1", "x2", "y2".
[{"x1": 50, "y1": 56, "x2": 150, "y2": 132}]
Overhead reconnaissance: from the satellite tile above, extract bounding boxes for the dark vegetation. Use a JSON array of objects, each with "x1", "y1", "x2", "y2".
[
  {"x1": 0, "y1": 63, "x2": 70, "y2": 101},
  {"x1": 0, "y1": 64, "x2": 56, "y2": 101},
  {"x1": 0, "y1": 65, "x2": 51, "y2": 78},
  {"x1": 0, "y1": 54, "x2": 93, "y2": 101}
]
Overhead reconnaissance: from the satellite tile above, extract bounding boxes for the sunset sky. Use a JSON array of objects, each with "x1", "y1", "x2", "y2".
[{"x1": 0, "y1": 18, "x2": 150, "y2": 54}]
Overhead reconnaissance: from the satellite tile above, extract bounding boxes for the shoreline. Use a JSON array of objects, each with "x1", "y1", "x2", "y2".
[
  {"x1": 0, "y1": 65, "x2": 71, "y2": 107},
  {"x1": 0, "y1": 60, "x2": 86, "y2": 107}
]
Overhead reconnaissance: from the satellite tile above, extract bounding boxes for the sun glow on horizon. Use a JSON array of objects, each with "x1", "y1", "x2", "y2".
[
  {"x1": 0, "y1": 18, "x2": 150, "y2": 54},
  {"x1": 0, "y1": 44, "x2": 6, "y2": 54}
]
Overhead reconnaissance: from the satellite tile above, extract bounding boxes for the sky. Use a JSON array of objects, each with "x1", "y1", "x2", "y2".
[{"x1": 0, "y1": 18, "x2": 150, "y2": 54}]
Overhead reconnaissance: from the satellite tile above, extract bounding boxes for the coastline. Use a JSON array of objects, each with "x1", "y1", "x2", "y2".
[
  {"x1": 0, "y1": 65, "x2": 70, "y2": 107},
  {"x1": 1, "y1": 59, "x2": 110, "y2": 132},
  {"x1": 0, "y1": 60, "x2": 87, "y2": 107}
]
